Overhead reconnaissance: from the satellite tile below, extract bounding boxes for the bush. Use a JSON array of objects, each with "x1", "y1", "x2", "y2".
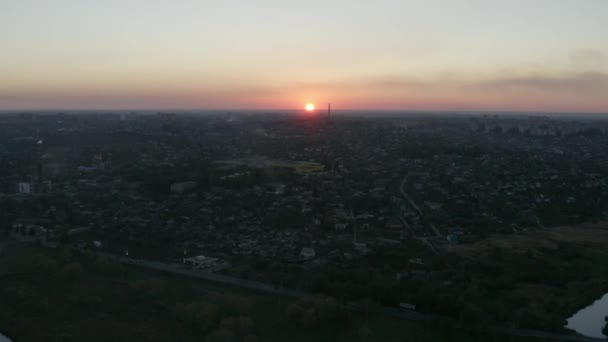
[
  {"x1": 358, "y1": 326, "x2": 374, "y2": 341},
  {"x1": 286, "y1": 295, "x2": 349, "y2": 330},
  {"x1": 68, "y1": 295, "x2": 103, "y2": 309},
  {"x1": 172, "y1": 301, "x2": 220, "y2": 332},
  {"x1": 130, "y1": 277, "x2": 165, "y2": 297},
  {"x1": 33, "y1": 255, "x2": 59, "y2": 274},
  {"x1": 172, "y1": 303, "x2": 197, "y2": 322},
  {"x1": 219, "y1": 316, "x2": 253, "y2": 338},
  {"x1": 199, "y1": 303, "x2": 220, "y2": 331},
  {"x1": 219, "y1": 294, "x2": 253, "y2": 315},
  {"x1": 205, "y1": 329, "x2": 238, "y2": 342},
  {"x1": 21, "y1": 296, "x2": 51, "y2": 315},
  {"x1": 60, "y1": 262, "x2": 84, "y2": 278},
  {"x1": 286, "y1": 304, "x2": 304, "y2": 323},
  {"x1": 243, "y1": 335, "x2": 258, "y2": 342},
  {"x1": 95, "y1": 256, "x2": 125, "y2": 275}
]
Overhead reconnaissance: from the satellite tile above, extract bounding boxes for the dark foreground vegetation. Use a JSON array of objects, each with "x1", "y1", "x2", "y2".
[
  {"x1": 0, "y1": 240, "x2": 531, "y2": 342},
  {"x1": 300, "y1": 224, "x2": 608, "y2": 333}
]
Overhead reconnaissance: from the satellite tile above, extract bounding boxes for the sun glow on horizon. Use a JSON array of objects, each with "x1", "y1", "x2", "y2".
[{"x1": 1, "y1": 2, "x2": 607, "y2": 112}]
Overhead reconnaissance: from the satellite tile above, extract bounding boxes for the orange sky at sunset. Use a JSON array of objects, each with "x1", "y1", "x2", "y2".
[{"x1": 1, "y1": 0, "x2": 607, "y2": 112}]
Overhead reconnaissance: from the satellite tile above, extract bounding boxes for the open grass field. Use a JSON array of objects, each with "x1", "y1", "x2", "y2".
[
  {"x1": 446, "y1": 223, "x2": 608, "y2": 255},
  {"x1": 443, "y1": 223, "x2": 608, "y2": 330}
]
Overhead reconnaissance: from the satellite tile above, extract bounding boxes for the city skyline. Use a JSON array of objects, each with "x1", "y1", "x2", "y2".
[{"x1": 1, "y1": 0, "x2": 607, "y2": 112}]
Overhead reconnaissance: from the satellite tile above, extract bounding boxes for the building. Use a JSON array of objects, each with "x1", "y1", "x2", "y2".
[
  {"x1": 183, "y1": 255, "x2": 221, "y2": 270},
  {"x1": 399, "y1": 303, "x2": 416, "y2": 311},
  {"x1": 11, "y1": 223, "x2": 50, "y2": 242},
  {"x1": 170, "y1": 181, "x2": 198, "y2": 194},
  {"x1": 18, "y1": 182, "x2": 31, "y2": 194},
  {"x1": 300, "y1": 247, "x2": 316, "y2": 260}
]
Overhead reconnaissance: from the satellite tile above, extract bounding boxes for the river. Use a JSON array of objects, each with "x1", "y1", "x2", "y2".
[{"x1": 566, "y1": 292, "x2": 608, "y2": 339}]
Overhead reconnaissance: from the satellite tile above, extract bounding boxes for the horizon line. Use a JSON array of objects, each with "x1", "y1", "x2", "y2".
[{"x1": 1, "y1": 108, "x2": 608, "y2": 116}]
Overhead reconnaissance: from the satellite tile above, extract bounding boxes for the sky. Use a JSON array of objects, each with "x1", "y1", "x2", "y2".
[{"x1": 1, "y1": 0, "x2": 607, "y2": 112}]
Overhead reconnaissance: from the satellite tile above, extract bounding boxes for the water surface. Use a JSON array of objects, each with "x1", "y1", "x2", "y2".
[{"x1": 566, "y1": 292, "x2": 608, "y2": 338}]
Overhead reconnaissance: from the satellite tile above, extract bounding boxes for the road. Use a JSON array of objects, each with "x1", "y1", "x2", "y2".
[
  {"x1": 399, "y1": 215, "x2": 440, "y2": 256},
  {"x1": 399, "y1": 174, "x2": 443, "y2": 238},
  {"x1": 399, "y1": 174, "x2": 423, "y2": 217},
  {"x1": 399, "y1": 173, "x2": 443, "y2": 256}
]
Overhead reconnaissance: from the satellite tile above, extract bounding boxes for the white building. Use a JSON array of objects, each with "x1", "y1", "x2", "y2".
[{"x1": 183, "y1": 255, "x2": 221, "y2": 270}]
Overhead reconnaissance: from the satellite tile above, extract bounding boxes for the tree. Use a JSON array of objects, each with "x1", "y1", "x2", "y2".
[
  {"x1": 358, "y1": 326, "x2": 374, "y2": 341},
  {"x1": 286, "y1": 303, "x2": 304, "y2": 323},
  {"x1": 172, "y1": 302, "x2": 199, "y2": 323},
  {"x1": 55, "y1": 225, "x2": 70, "y2": 244},
  {"x1": 219, "y1": 316, "x2": 253, "y2": 339},
  {"x1": 220, "y1": 294, "x2": 253, "y2": 315},
  {"x1": 243, "y1": 335, "x2": 258, "y2": 342},
  {"x1": 205, "y1": 329, "x2": 238, "y2": 342},
  {"x1": 130, "y1": 277, "x2": 165, "y2": 298},
  {"x1": 286, "y1": 295, "x2": 349, "y2": 333},
  {"x1": 357, "y1": 298, "x2": 380, "y2": 325},
  {"x1": 95, "y1": 256, "x2": 125, "y2": 275},
  {"x1": 199, "y1": 303, "x2": 220, "y2": 331},
  {"x1": 60, "y1": 262, "x2": 83, "y2": 278},
  {"x1": 34, "y1": 255, "x2": 58, "y2": 274}
]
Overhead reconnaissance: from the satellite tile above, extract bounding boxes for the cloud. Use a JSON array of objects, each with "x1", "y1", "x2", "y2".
[
  {"x1": 570, "y1": 49, "x2": 607, "y2": 66},
  {"x1": 300, "y1": 71, "x2": 608, "y2": 95},
  {"x1": 285, "y1": 71, "x2": 608, "y2": 111},
  {"x1": 479, "y1": 72, "x2": 608, "y2": 93}
]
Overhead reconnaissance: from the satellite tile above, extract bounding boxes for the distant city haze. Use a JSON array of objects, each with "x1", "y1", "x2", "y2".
[{"x1": 1, "y1": 0, "x2": 607, "y2": 112}]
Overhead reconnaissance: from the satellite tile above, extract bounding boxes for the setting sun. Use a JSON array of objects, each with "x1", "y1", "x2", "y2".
[{"x1": 305, "y1": 103, "x2": 315, "y2": 111}]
